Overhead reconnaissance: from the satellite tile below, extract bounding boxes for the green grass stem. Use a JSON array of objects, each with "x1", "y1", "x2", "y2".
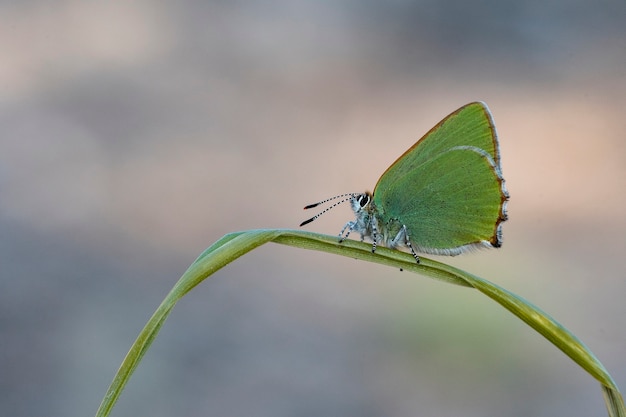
[{"x1": 95, "y1": 229, "x2": 624, "y2": 417}]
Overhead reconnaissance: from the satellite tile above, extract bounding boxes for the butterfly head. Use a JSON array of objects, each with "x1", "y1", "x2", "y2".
[{"x1": 349, "y1": 192, "x2": 372, "y2": 215}]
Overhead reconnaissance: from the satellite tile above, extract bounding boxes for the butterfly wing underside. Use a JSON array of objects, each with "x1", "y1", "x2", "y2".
[{"x1": 372, "y1": 102, "x2": 508, "y2": 255}]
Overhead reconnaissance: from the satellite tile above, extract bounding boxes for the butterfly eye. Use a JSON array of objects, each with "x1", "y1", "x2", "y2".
[{"x1": 358, "y1": 194, "x2": 370, "y2": 208}]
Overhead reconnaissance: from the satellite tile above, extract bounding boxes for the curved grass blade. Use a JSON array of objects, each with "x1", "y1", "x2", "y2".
[{"x1": 95, "y1": 229, "x2": 624, "y2": 417}]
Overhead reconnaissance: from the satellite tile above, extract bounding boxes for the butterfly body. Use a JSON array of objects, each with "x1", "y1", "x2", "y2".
[{"x1": 301, "y1": 102, "x2": 509, "y2": 263}]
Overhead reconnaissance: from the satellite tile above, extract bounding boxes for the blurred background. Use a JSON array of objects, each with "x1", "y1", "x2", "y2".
[{"x1": 1, "y1": 1, "x2": 625, "y2": 416}]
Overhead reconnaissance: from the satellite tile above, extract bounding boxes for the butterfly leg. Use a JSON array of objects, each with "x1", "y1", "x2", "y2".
[
  {"x1": 370, "y1": 216, "x2": 379, "y2": 254},
  {"x1": 390, "y1": 225, "x2": 420, "y2": 264},
  {"x1": 403, "y1": 226, "x2": 420, "y2": 264},
  {"x1": 339, "y1": 221, "x2": 356, "y2": 243}
]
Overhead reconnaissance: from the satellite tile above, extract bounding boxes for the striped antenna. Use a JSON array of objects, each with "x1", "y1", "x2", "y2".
[{"x1": 300, "y1": 193, "x2": 357, "y2": 227}]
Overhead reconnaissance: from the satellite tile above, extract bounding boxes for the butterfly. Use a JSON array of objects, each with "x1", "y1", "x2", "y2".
[{"x1": 300, "y1": 102, "x2": 509, "y2": 263}]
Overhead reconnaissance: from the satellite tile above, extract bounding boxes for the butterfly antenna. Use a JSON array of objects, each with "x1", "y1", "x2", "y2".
[{"x1": 300, "y1": 194, "x2": 356, "y2": 227}]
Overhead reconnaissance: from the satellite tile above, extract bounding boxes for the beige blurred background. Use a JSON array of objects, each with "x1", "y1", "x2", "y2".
[{"x1": 1, "y1": 1, "x2": 625, "y2": 416}]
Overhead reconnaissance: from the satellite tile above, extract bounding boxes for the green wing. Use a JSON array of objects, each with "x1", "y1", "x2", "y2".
[
  {"x1": 374, "y1": 102, "x2": 500, "y2": 197},
  {"x1": 373, "y1": 145, "x2": 507, "y2": 255}
]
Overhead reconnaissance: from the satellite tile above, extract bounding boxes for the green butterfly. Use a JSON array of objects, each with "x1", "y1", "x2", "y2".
[{"x1": 301, "y1": 102, "x2": 509, "y2": 263}]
